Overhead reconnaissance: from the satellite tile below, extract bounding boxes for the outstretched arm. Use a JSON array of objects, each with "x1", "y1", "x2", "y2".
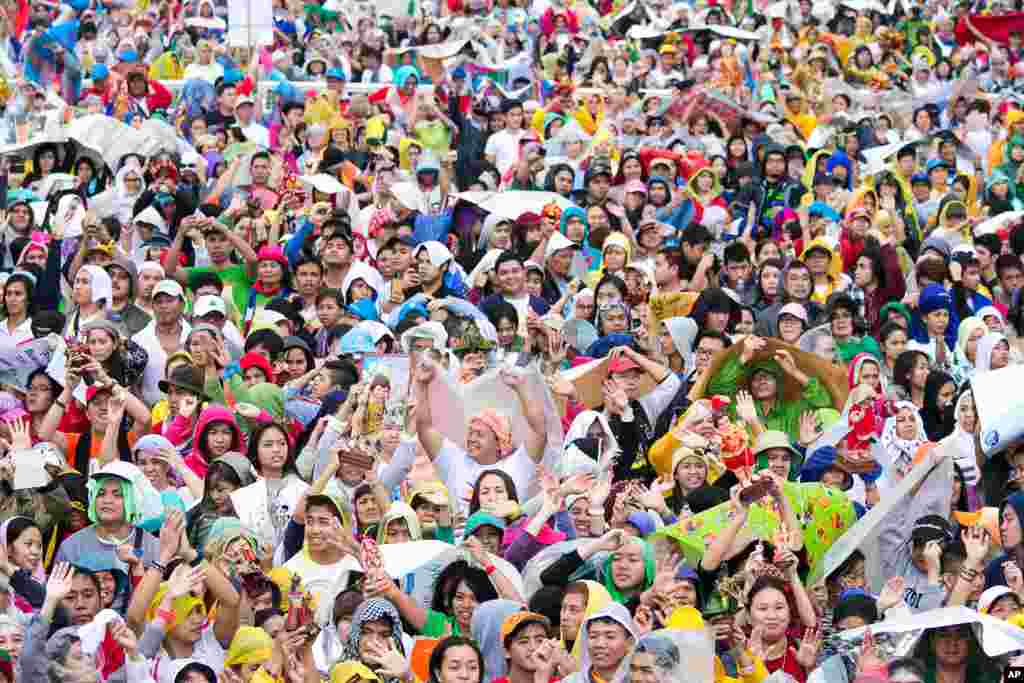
[
  {"x1": 413, "y1": 360, "x2": 444, "y2": 461},
  {"x1": 502, "y1": 368, "x2": 548, "y2": 463}
]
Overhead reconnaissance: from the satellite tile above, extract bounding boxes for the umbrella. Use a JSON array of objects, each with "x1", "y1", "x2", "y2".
[
  {"x1": 452, "y1": 191, "x2": 579, "y2": 221},
  {"x1": 137, "y1": 118, "x2": 200, "y2": 162},
  {"x1": 685, "y1": 24, "x2": 761, "y2": 40},
  {"x1": 64, "y1": 115, "x2": 161, "y2": 171},
  {"x1": 0, "y1": 135, "x2": 105, "y2": 178},
  {"x1": 829, "y1": 606, "x2": 1024, "y2": 662},
  {"x1": 655, "y1": 482, "x2": 856, "y2": 576},
  {"x1": 408, "y1": 546, "x2": 525, "y2": 609}
]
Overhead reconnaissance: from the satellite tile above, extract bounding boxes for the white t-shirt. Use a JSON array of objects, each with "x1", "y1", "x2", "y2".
[
  {"x1": 434, "y1": 438, "x2": 538, "y2": 516},
  {"x1": 285, "y1": 551, "x2": 358, "y2": 605},
  {"x1": 151, "y1": 624, "x2": 226, "y2": 680},
  {"x1": 485, "y1": 128, "x2": 525, "y2": 177}
]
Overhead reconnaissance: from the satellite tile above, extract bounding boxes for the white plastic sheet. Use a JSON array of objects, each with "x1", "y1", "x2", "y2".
[{"x1": 973, "y1": 364, "x2": 1024, "y2": 456}]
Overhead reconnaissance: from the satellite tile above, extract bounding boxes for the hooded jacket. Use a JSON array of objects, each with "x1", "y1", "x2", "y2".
[
  {"x1": 180, "y1": 405, "x2": 244, "y2": 480},
  {"x1": 561, "y1": 603, "x2": 638, "y2": 683}
]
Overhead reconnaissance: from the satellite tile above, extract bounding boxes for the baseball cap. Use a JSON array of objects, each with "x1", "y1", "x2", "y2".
[
  {"x1": 85, "y1": 384, "x2": 114, "y2": 404},
  {"x1": 152, "y1": 279, "x2": 185, "y2": 301},
  {"x1": 194, "y1": 295, "x2": 227, "y2": 318},
  {"x1": 979, "y1": 585, "x2": 1018, "y2": 614},
  {"x1": 911, "y1": 514, "x2": 954, "y2": 545},
  {"x1": 608, "y1": 356, "x2": 640, "y2": 374},
  {"x1": 778, "y1": 302, "x2": 808, "y2": 323},
  {"x1": 501, "y1": 612, "x2": 551, "y2": 646},
  {"x1": 235, "y1": 96, "x2": 255, "y2": 109},
  {"x1": 91, "y1": 64, "x2": 109, "y2": 80}
]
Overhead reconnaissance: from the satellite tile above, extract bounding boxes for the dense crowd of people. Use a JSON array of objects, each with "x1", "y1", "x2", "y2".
[{"x1": 3, "y1": 0, "x2": 1024, "y2": 681}]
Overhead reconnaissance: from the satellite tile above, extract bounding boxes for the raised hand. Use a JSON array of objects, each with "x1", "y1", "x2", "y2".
[
  {"x1": 159, "y1": 508, "x2": 185, "y2": 564},
  {"x1": 796, "y1": 626, "x2": 821, "y2": 670},
  {"x1": 363, "y1": 638, "x2": 410, "y2": 681},
  {"x1": 876, "y1": 576, "x2": 905, "y2": 611},
  {"x1": 46, "y1": 562, "x2": 76, "y2": 602},
  {"x1": 962, "y1": 524, "x2": 991, "y2": 569},
  {"x1": 109, "y1": 619, "x2": 138, "y2": 658},
  {"x1": 6, "y1": 417, "x2": 31, "y2": 451},
  {"x1": 561, "y1": 471, "x2": 595, "y2": 497},
  {"x1": 735, "y1": 390, "x2": 759, "y2": 425},
  {"x1": 602, "y1": 379, "x2": 628, "y2": 415},
  {"x1": 798, "y1": 410, "x2": 820, "y2": 447}
]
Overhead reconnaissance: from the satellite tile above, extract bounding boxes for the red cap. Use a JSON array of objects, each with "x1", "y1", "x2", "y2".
[
  {"x1": 85, "y1": 385, "x2": 113, "y2": 404},
  {"x1": 608, "y1": 356, "x2": 640, "y2": 374},
  {"x1": 517, "y1": 211, "x2": 541, "y2": 226}
]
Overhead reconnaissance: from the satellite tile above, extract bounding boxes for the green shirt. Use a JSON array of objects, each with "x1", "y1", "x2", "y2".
[
  {"x1": 706, "y1": 355, "x2": 833, "y2": 442},
  {"x1": 186, "y1": 264, "x2": 253, "y2": 315},
  {"x1": 422, "y1": 609, "x2": 461, "y2": 638}
]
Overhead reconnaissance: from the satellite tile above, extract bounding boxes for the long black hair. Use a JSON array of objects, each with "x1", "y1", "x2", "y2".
[
  {"x1": 430, "y1": 560, "x2": 498, "y2": 617},
  {"x1": 892, "y1": 349, "x2": 929, "y2": 395},
  {"x1": 246, "y1": 422, "x2": 298, "y2": 476},
  {"x1": 921, "y1": 370, "x2": 955, "y2": 441},
  {"x1": 428, "y1": 636, "x2": 485, "y2": 683},
  {"x1": 468, "y1": 469, "x2": 519, "y2": 515}
]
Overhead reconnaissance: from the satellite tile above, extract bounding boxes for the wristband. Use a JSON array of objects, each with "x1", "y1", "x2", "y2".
[
  {"x1": 485, "y1": 564, "x2": 496, "y2": 576},
  {"x1": 149, "y1": 560, "x2": 167, "y2": 574}
]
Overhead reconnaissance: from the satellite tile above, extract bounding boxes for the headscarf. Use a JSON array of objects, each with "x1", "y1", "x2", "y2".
[
  {"x1": 202, "y1": 517, "x2": 259, "y2": 562},
  {"x1": 562, "y1": 410, "x2": 619, "y2": 469},
  {"x1": 145, "y1": 582, "x2": 207, "y2": 629},
  {"x1": 78, "y1": 264, "x2": 113, "y2": 308},
  {"x1": 340, "y1": 599, "x2": 406, "y2": 683},
  {"x1": 955, "y1": 316, "x2": 987, "y2": 370},
  {"x1": 600, "y1": 538, "x2": 655, "y2": 604},
  {"x1": 0, "y1": 517, "x2": 45, "y2": 584},
  {"x1": 469, "y1": 409, "x2": 513, "y2": 457},
  {"x1": 470, "y1": 600, "x2": 525, "y2": 683},
  {"x1": 975, "y1": 332, "x2": 1009, "y2": 372},
  {"x1": 225, "y1": 626, "x2": 274, "y2": 668},
  {"x1": 848, "y1": 352, "x2": 886, "y2": 394},
  {"x1": 879, "y1": 400, "x2": 927, "y2": 473}
]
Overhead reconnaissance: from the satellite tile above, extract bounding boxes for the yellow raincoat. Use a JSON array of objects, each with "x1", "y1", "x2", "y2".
[{"x1": 565, "y1": 580, "x2": 612, "y2": 662}]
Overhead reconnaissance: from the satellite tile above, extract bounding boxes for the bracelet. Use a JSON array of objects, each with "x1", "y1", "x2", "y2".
[
  {"x1": 485, "y1": 564, "x2": 496, "y2": 576},
  {"x1": 149, "y1": 560, "x2": 167, "y2": 574},
  {"x1": 156, "y1": 608, "x2": 176, "y2": 625},
  {"x1": 959, "y1": 567, "x2": 980, "y2": 582}
]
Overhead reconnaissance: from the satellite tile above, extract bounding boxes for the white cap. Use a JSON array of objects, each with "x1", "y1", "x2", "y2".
[
  {"x1": 152, "y1": 279, "x2": 185, "y2": 301},
  {"x1": 979, "y1": 585, "x2": 1017, "y2": 614},
  {"x1": 194, "y1": 294, "x2": 227, "y2": 318},
  {"x1": 414, "y1": 241, "x2": 454, "y2": 268},
  {"x1": 235, "y1": 96, "x2": 255, "y2": 109}
]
